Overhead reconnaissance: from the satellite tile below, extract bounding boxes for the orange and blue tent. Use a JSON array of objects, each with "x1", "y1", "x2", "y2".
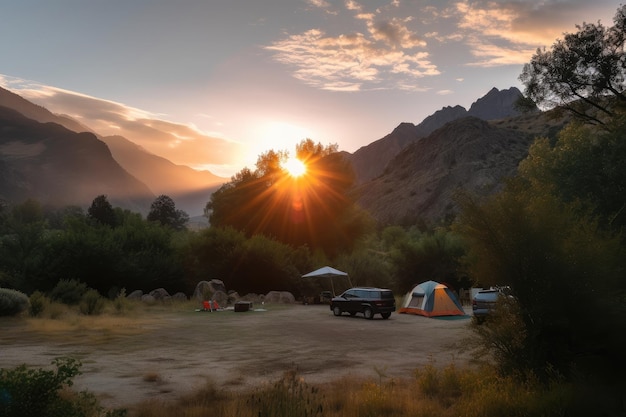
[{"x1": 398, "y1": 280, "x2": 465, "y2": 317}]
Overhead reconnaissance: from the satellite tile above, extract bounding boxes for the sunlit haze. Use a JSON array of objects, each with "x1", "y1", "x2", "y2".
[{"x1": 0, "y1": 1, "x2": 620, "y2": 177}]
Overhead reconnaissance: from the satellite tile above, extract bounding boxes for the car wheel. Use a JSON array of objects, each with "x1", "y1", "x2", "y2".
[
  {"x1": 363, "y1": 307, "x2": 374, "y2": 320},
  {"x1": 381, "y1": 312, "x2": 391, "y2": 319},
  {"x1": 333, "y1": 306, "x2": 342, "y2": 316}
]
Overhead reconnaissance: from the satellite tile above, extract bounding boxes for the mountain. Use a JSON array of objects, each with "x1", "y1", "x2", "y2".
[
  {"x1": 352, "y1": 110, "x2": 567, "y2": 227},
  {"x1": 0, "y1": 106, "x2": 154, "y2": 212},
  {"x1": 346, "y1": 87, "x2": 530, "y2": 184},
  {"x1": 100, "y1": 135, "x2": 227, "y2": 216},
  {"x1": 0, "y1": 86, "x2": 228, "y2": 216}
]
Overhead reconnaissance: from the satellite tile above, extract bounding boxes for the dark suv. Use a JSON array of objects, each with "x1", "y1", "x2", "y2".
[{"x1": 330, "y1": 287, "x2": 396, "y2": 319}]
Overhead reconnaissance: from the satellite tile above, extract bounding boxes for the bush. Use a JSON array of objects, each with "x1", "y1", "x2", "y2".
[
  {"x1": 79, "y1": 289, "x2": 105, "y2": 316},
  {"x1": 29, "y1": 291, "x2": 49, "y2": 317},
  {"x1": 50, "y1": 279, "x2": 88, "y2": 305},
  {"x1": 0, "y1": 357, "x2": 119, "y2": 417},
  {"x1": 0, "y1": 288, "x2": 30, "y2": 316}
]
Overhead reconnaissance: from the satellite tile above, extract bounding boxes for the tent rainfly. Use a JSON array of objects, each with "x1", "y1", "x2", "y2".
[
  {"x1": 398, "y1": 280, "x2": 465, "y2": 317},
  {"x1": 301, "y1": 266, "x2": 352, "y2": 296}
]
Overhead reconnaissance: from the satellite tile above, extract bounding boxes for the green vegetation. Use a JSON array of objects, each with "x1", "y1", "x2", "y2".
[
  {"x1": 0, "y1": 357, "x2": 125, "y2": 417},
  {"x1": 0, "y1": 288, "x2": 29, "y2": 316}
]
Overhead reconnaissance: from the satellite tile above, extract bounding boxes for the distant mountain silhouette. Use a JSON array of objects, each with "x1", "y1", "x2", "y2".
[
  {"x1": 100, "y1": 135, "x2": 227, "y2": 216},
  {"x1": 0, "y1": 106, "x2": 154, "y2": 212},
  {"x1": 0, "y1": 86, "x2": 227, "y2": 216}
]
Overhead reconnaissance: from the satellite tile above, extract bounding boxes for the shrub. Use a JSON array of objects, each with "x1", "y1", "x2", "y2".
[
  {"x1": 50, "y1": 279, "x2": 88, "y2": 305},
  {"x1": 0, "y1": 288, "x2": 30, "y2": 316},
  {"x1": 29, "y1": 290, "x2": 49, "y2": 317},
  {"x1": 79, "y1": 289, "x2": 105, "y2": 316},
  {"x1": 0, "y1": 357, "x2": 127, "y2": 417}
]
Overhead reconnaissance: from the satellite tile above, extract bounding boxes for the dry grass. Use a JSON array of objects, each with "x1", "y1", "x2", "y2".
[{"x1": 126, "y1": 365, "x2": 573, "y2": 417}]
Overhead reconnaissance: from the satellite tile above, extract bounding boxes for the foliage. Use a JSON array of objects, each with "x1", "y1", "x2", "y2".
[
  {"x1": 147, "y1": 195, "x2": 189, "y2": 231},
  {"x1": 519, "y1": 121, "x2": 626, "y2": 233},
  {"x1": 519, "y1": 5, "x2": 626, "y2": 126},
  {"x1": 0, "y1": 288, "x2": 30, "y2": 316},
  {"x1": 50, "y1": 279, "x2": 88, "y2": 305},
  {"x1": 79, "y1": 289, "x2": 105, "y2": 316},
  {"x1": 129, "y1": 365, "x2": 584, "y2": 417},
  {"x1": 87, "y1": 195, "x2": 118, "y2": 227},
  {"x1": 245, "y1": 370, "x2": 324, "y2": 417},
  {"x1": 0, "y1": 357, "x2": 125, "y2": 417},
  {"x1": 29, "y1": 290, "x2": 48, "y2": 317},
  {"x1": 0, "y1": 199, "x2": 48, "y2": 293},
  {"x1": 206, "y1": 139, "x2": 369, "y2": 256},
  {"x1": 389, "y1": 228, "x2": 469, "y2": 293},
  {"x1": 454, "y1": 182, "x2": 625, "y2": 380}
]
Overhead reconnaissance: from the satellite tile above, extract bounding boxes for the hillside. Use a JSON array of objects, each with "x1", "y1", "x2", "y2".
[
  {"x1": 0, "y1": 86, "x2": 227, "y2": 216},
  {"x1": 345, "y1": 87, "x2": 529, "y2": 184},
  {"x1": 353, "y1": 112, "x2": 567, "y2": 227},
  {"x1": 0, "y1": 106, "x2": 154, "y2": 212}
]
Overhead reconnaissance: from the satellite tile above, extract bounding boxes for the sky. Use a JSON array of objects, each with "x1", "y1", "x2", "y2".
[{"x1": 0, "y1": 0, "x2": 621, "y2": 177}]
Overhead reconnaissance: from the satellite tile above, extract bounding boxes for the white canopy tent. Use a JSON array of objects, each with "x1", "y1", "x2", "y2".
[{"x1": 301, "y1": 266, "x2": 353, "y2": 296}]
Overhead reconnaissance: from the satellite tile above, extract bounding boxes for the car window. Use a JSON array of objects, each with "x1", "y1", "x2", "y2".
[
  {"x1": 380, "y1": 290, "x2": 394, "y2": 299},
  {"x1": 343, "y1": 290, "x2": 357, "y2": 298}
]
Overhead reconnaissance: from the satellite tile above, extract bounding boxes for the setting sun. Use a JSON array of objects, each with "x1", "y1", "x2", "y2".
[{"x1": 283, "y1": 157, "x2": 307, "y2": 177}]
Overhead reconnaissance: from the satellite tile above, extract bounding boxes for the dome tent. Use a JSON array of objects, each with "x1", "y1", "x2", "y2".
[{"x1": 398, "y1": 280, "x2": 465, "y2": 317}]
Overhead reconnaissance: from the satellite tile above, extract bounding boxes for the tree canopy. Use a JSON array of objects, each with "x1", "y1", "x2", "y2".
[
  {"x1": 147, "y1": 195, "x2": 189, "y2": 231},
  {"x1": 519, "y1": 5, "x2": 626, "y2": 126},
  {"x1": 206, "y1": 139, "x2": 371, "y2": 256}
]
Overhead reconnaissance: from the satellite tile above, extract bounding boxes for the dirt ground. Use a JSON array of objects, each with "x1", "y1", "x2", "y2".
[{"x1": 0, "y1": 304, "x2": 477, "y2": 409}]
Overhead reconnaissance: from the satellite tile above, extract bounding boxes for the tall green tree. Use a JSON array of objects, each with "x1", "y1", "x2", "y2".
[
  {"x1": 87, "y1": 194, "x2": 117, "y2": 227},
  {"x1": 206, "y1": 139, "x2": 369, "y2": 256},
  {"x1": 147, "y1": 195, "x2": 189, "y2": 231},
  {"x1": 519, "y1": 5, "x2": 626, "y2": 126}
]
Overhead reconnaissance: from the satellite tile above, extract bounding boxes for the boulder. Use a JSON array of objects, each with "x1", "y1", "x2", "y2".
[
  {"x1": 172, "y1": 292, "x2": 188, "y2": 301},
  {"x1": 265, "y1": 291, "x2": 295, "y2": 304},
  {"x1": 141, "y1": 294, "x2": 156, "y2": 304},
  {"x1": 193, "y1": 279, "x2": 227, "y2": 301},
  {"x1": 127, "y1": 290, "x2": 143, "y2": 300},
  {"x1": 211, "y1": 290, "x2": 228, "y2": 307},
  {"x1": 149, "y1": 288, "x2": 171, "y2": 300}
]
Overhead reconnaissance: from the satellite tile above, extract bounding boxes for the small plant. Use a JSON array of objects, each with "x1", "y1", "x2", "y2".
[
  {"x1": 0, "y1": 288, "x2": 30, "y2": 316},
  {"x1": 246, "y1": 369, "x2": 324, "y2": 417},
  {"x1": 0, "y1": 357, "x2": 126, "y2": 417},
  {"x1": 79, "y1": 289, "x2": 105, "y2": 316},
  {"x1": 29, "y1": 290, "x2": 49, "y2": 317},
  {"x1": 113, "y1": 288, "x2": 129, "y2": 314},
  {"x1": 50, "y1": 279, "x2": 88, "y2": 305}
]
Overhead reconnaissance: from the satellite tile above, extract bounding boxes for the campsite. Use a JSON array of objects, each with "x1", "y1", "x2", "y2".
[{"x1": 0, "y1": 301, "x2": 474, "y2": 409}]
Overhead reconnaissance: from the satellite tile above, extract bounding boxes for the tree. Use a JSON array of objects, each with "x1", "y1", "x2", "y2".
[
  {"x1": 206, "y1": 139, "x2": 368, "y2": 256},
  {"x1": 147, "y1": 195, "x2": 189, "y2": 231},
  {"x1": 519, "y1": 5, "x2": 626, "y2": 126},
  {"x1": 87, "y1": 195, "x2": 117, "y2": 227}
]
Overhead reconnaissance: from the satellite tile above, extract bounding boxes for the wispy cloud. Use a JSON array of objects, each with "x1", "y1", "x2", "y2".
[
  {"x1": 451, "y1": 0, "x2": 618, "y2": 67},
  {"x1": 266, "y1": 1, "x2": 438, "y2": 91},
  {"x1": 1, "y1": 77, "x2": 243, "y2": 168}
]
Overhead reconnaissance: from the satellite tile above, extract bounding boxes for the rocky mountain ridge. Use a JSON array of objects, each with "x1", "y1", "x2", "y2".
[{"x1": 346, "y1": 87, "x2": 530, "y2": 185}]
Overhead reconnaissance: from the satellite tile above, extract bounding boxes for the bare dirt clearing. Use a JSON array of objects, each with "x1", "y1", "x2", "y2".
[{"x1": 0, "y1": 304, "x2": 477, "y2": 409}]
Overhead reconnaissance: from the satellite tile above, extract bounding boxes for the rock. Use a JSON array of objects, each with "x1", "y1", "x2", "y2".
[
  {"x1": 211, "y1": 290, "x2": 228, "y2": 307},
  {"x1": 141, "y1": 294, "x2": 156, "y2": 304},
  {"x1": 265, "y1": 291, "x2": 295, "y2": 304},
  {"x1": 127, "y1": 290, "x2": 143, "y2": 300},
  {"x1": 149, "y1": 288, "x2": 170, "y2": 300},
  {"x1": 172, "y1": 292, "x2": 187, "y2": 301},
  {"x1": 193, "y1": 279, "x2": 227, "y2": 301}
]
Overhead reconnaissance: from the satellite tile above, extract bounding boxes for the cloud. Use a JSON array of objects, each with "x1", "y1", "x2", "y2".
[
  {"x1": 266, "y1": 4, "x2": 438, "y2": 91},
  {"x1": 2, "y1": 78, "x2": 243, "y2": 168},
  {"x1": 450, "y1": 0, "x2": 618, "y2": 67}
]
